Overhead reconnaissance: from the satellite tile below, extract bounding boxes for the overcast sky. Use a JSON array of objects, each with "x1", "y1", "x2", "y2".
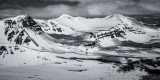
[{"x1": 0, "y1": 0, "x2": 160, "y2": 17}]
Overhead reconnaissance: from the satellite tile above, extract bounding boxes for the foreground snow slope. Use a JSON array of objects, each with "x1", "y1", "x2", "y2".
[{"x1": 0, "y1": 60, "x2": 148, "y2": 80}]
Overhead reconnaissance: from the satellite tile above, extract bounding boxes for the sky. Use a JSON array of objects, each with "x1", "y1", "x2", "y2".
[{"x1": 0, "y1": 0, "x2": 160, "y2": 17}]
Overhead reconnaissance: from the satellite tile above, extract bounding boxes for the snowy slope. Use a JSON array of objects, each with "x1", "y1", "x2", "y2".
[
  {"x1": 0, "y1": 44, "x2": 58, "y2": 66},
  {"x1": 55, "y1": 14, "x2": 118, "y2": 31}
]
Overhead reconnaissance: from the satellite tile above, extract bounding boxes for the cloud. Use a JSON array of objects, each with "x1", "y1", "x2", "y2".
[
  {"x1": 25, "y1": 5, "x2": 72, "y2": 17},
  {"x1": 23, "y1": 4, "x2": 89, "y2": 17},
  {"x1": 0, "y1": 0, "x2": 80, "y2": 9},
  {"x1": 84, "y1": 0, "x2": 160, "y2": 15},
  {"x1": 86, "y1": 2, "x2": 119, "y2": 15},
  {"x1": 0, "y1": 0, "x2": 160, "y2": 17},
  {"x1": 0, "y1": 9, "x2": 24, "y2": 16}
]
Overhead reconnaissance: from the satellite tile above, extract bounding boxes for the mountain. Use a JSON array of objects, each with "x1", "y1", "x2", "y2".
[
  {"x1": 0, "y1": 15, "x2": 56, "y2": 50},
  {"x1": 89, "y1": 14, "x2": 160, "y2": 47},
  {"x1": 1, "y1": 14, "x2": 160, "y2": 48},
  {"x1": 1, "y1": 14, "x2": 160, "y2": 80},
  {"x1": 54, "y1": 14, "x2": 160, "y2": 47},
  {"x1": 0, "y1": 14, "x2": 160, "y2": 66},
  {"x1": 0, "y1": 14, "x2": 79, "y2": 66},
  {"x1": 1, "y1": 15, "x2": 39, "y2": 48}
]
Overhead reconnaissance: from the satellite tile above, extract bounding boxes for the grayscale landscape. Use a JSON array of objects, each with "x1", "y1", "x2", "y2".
[{"x1": 0, "y1": 0, "x2": 160, "y2": 80}]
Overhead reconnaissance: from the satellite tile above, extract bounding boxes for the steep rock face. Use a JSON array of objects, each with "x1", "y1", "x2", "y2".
[
  {"x1": 4, "y1": 15, "x2": 43, "y2": 34},
  {"x1": 1, "y1": 15, "x2": 42, "y2": 49},
  {"x1": 36, "y1": 19, "x2": 75, "y2": 35}
]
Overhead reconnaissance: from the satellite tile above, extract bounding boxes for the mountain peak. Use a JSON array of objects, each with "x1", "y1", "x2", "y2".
[
  {"x1": 3, "y1": 14, "x2": 30, "y2": 21},
  {"x1": 58, "y1": 14, "x2": 75, "y2": 20},
  {"x1": 60, "y1": 14, "x2": 72, "y2": 17},
  {"x1": 3, "y1": 14, "x2": 44, "y2": 34},
  {"x1": 112, "y1": 14, "x2": 125, "y2": 17}
]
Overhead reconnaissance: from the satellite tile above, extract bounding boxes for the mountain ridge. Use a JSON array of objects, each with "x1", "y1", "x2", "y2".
[{"x1": 1, "y1": 14, "x2": 160, "y2": 48}]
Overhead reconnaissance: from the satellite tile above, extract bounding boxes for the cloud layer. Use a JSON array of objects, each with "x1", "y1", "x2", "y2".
[{"x1": 0, "y1": 0, "x2": 160, "y2": 17}]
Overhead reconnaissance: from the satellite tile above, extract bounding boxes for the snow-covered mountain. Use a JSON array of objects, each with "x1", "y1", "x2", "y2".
[
  {"x1": 0, "y1": 15, "x2": 40, "y2": 49},
  {"x1": 1, "y1": 14, "x2": 160, "y2": 80},
  {"x1": 54, "y1": 14, "x2": 160, "y2": 47},
  {"x1": 0, "y1": 14, "x2": 160, "y2": 48},
  {"x1": 0, "y1": 15, "x2": 57, "y2": 50},
  {"x1": 0, "y1": 14, "x2": 160, "y2": 66},
  {"x1": 1, "y1": 14, "x2": 160, "y2": 48},
  {"x1": 0, "y1": 14, "x2": 81, "y2": 66}
]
